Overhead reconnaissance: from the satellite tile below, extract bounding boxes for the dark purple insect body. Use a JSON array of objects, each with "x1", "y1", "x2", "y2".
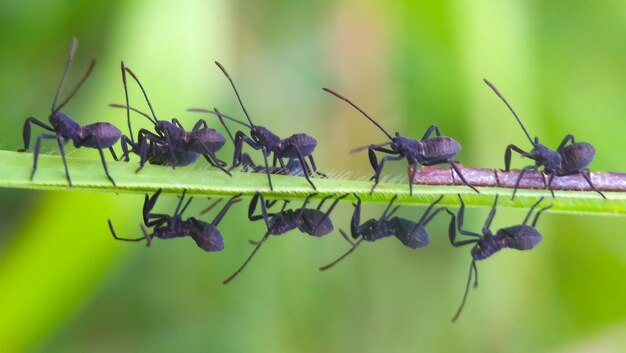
[
  {"x1": 319, "y1": 193, "x2": 444, "y2": 271},
  {"x1": 446, "y1": 194, "x2": 551, "y2": 322},
  {"x1": 188, "y1": 61, "x2": 326, "y2": 191},
  {"x1": 111, "y1": 63, "x2": 230, "y2": 175},
  {"x1": 17, "y1": 38, "x2": 122, "y2": 186},
  {"x1": 108, "y1": 189, "x2": 241, "y2": 252},
  {"x1": 214, "y1": 112, "x2": 306, "y2": 177},
  {"x1": 484, "y1": 79, "x2": 605, "y2": 200},
  {"x1": 223, "y1": 192, "x2": 347, "y2": 284},
  {"x1": 322, "y1": 88, "x2": 478, "y2": 195}
]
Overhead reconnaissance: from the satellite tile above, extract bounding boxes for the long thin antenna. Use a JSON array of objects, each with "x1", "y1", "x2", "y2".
[
  {"x1": 452, "y1": 259, "x2": 476, "y2": 322},
  {"x1": 51, "y1": 38, "x2": 78, "y2": 112},
  {"x1": 223, "y1": 231, "x2": 271, "y2": 284},
  {"x1": 55, "y1": 58, "x2": 97, "y2": 113},
  {"x1": 187, "y1": 108, "x2": 252, "y2": 129},
  {"x1": 215, "y1": 61, "x2": 255, "y2": 127},
  {"x1": 214, "y1": 107, "x2": 235, "y2": 143},
  {"x1": 483, "y1": 79, "x2": 535, "y2": 146},
  {"x1": 121, "y1": 61, "x2": 134, "y2": 142},
  {"x1": 125, "y1": 67, "x2": 159, "y2": 123},
  {"x1": 109, "y1": 104, "x2": 157, "y2": 126},
  {"x1": 200, "y1": 198, "x2": 223, "y2": 215},
  {"x1": 323, "y1": 88, "x2": 393, "y2": 140},
  {"x1": 319, "y1": 237, "x2": 363, "y2": 271},
  {"x1": 350, "y1": 142, "x2": 391, "y2": 154}
]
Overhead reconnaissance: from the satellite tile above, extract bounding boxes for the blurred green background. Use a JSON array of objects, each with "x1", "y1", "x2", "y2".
[{"x1": 1, "y1": 0, "x2": 626, "y2": 352}]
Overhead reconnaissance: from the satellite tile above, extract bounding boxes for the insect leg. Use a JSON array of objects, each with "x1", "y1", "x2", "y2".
[
  {"x1": 511, "y1": 165, "x2": 538, "y2": 200},
  {"x1": 29, "y1": 133, "x2": 58, "y2": 181},
  {"x1": 503, "y1": 144, "x2": 531, "y2": 172},
  {"x1": 581, "y1": 169, "x2": 606, "y2": 199},
  {"x1": 450, "y1": 161, "x2": 480, "y2": 193},
  {"x1": 94, "y1": 139, "x2": 116, "y2": 186},
  {"x1": 18, "y1": 117, "x2": 54, "y2": 152},
  {"x1": 421, "y1": 124, "x2": 441, "y2": 139},
  {"x1": 556, "y1": 134, "x2": 576, "y2": 151},
  {"x1": 211, "y1": 194, "x2": 243, "y2": 226}
]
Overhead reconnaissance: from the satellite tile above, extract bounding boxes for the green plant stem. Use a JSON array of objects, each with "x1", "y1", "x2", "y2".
[{"x1": 1, "y1": 150, "x2": 625, "y2": 215}]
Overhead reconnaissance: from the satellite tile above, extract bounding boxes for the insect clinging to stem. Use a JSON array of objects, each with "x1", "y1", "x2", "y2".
[
  {"x1": 446, "y1": 194, "x2": 552, "y2": 322},
  {"x1": 319, "y1": 194, "x2": 445, "y2": 271},
  {"x1": 188, "y1": 61, "x2": 325, "y2": 191},
  {"x1": 110, "y1": 63, "x2": 231, "y2": 175},
  {"x1": 323, "y1": 87, "x2": 479, "y2": 196},
  {"x1": 108, "y1": 189, "x2": 242, "y2": 252},
  {"x1": 484, "y1": 79, "x2": 606, "y2": 200},
  {"x1": 223, "y1": 192, "x2": 347, "y2": 284},
  {"x1": 18, "y1": 38, "x2": 122, "y2": 186}
]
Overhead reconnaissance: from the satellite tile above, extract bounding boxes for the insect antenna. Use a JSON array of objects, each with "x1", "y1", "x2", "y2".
[
  {"x1": 452, "y1": 260, "x2": 477, "y2": 322},
  {"x1": 125, "y1": 67, "x2": 160, "y2": 124},
  {"x1": 215, "y1": 61, "x2": 255, "y2": 127},
  {"x1": 319, "y1": 235, "x2": 363, "y2": 271},
  {"x1": 52, "y1": 38, "x2": 99, "y2": 113},
  {"x1": 121, "y1": 61, "x2": 134, "y2": 143},
  {"x1": 323, "y1": 88, "x2": 393, "y2": 140},
  {"x1": 350, "y1": 142, "x2": 392, "y2": 154},
  {"x1": 109, "y1": 104, "x2": 158, "y2": 127},
  {"x1": 187, "y1": 108, "x2": 252, "y2": 129},
  {"x1": 214, "y1": 107, "x2": 235, "y2": 143},
  {"x1": 483, "y1": 79, "x2": 535, "y2": 146},
  {"x1": 51, "y1": 37, "x2": 77, "y2": 112},
  {"x1": 223, "y1": 231, "x2": 271, "y2": 284},
  {"x1": 200, "y1": 198, "x2": 223, "y2": 215}
]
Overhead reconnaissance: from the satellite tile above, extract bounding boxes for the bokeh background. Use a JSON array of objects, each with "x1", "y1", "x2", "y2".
[{"x1": 1, "y1": 1, "x2": 626, "y2": 352}]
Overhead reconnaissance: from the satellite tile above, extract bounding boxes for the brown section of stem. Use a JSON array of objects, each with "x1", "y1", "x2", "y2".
[{"x1": 409, "y1": 164, "x2": 626, "y2": 192}]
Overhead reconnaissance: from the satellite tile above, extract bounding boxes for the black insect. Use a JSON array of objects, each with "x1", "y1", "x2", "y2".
[
  {"x1": 319, "y1": 194, "x2": 444, "y2": 270},
  {"x1": 112, "y1": 61, "x2": 200, "y2": 169},
  {"x1": 188, "y1": 61, "x2": 325, "y2": 191},
  {"x1": 110, "y1": 63, "x2": 231, "y2": 175},
  {"x1": 214, "y1": 109, "x2": 306, "y2": 176},
  {"x1": 446, "y1": 194, "x2": 552, "y2": 321},
  {"x1": 108, "y1": 189, "x2": 242, "y2": 251},
  {"x1": 17, "y1": 38, "x2": 122, "y2": 186},
  {"x1": 223, "y1": 192, "x2": 348, "y2": 284},
  {"x1": 114, "y1": 104, "x2": 202, "y2": 169},
  {"x1": 484, "y1": 79, "x2": 606, "y2": 200},
  {"x1": 323, "y1": 88, "x2": 478, "y2": 196}
]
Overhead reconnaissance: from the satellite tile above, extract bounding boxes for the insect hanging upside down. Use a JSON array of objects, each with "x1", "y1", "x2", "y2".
[
  {"x1": 108, "y1": 189, "x2": 242, "y2": 252},
  {"x1": 446, "y1": 194, "x2": 552, "y2": 322}
]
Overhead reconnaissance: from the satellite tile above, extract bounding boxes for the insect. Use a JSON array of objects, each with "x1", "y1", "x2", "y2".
[
  {"x1": 223, "y1": 192, "x2": 348, "y2": 284},
  {"x1": 323, "y1": 88, "x2": 479, "y2": 196},
  {"x1": 110, "y1": 63, "x2": 231, "y2": 175},
  {"x1": 108, "y1": 189, "x2": 242, "y2": 251},
  {"x1": 446, "y1": 194, "x2": 552, "y2": 321},
  {"x1": 214, "y1": 108, "x2": 306, "y2": 176},
  {"x1": 17, "y1": 38, "x2": 122, "y2": 186},
  {"x1": 319, "y1": 194, "x2": 444, "y2": 270},
  {"x1": 188, "y1": 61, "x2": 325, "y2": 191},
  {"x1": 484, "y1": 79, "x2": 606, "y2": 200},
  {"x1": 114, "y1": 104, "x2": 202, "y2": 169}
]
